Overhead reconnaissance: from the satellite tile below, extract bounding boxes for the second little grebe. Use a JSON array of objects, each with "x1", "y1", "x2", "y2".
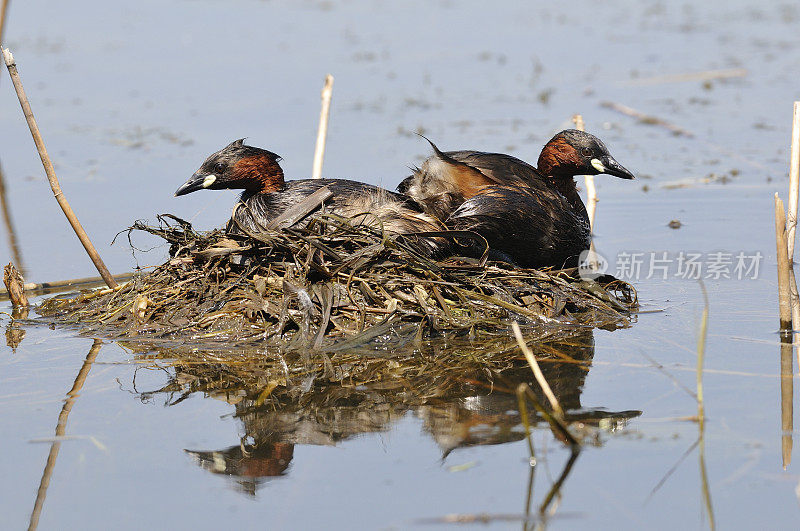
[
  {"x1": 175, "y1": 139, "x2": 447, "y2": 254},
  {"x1": 399, "y1": 130, "x2": 635, "y2": 268}
]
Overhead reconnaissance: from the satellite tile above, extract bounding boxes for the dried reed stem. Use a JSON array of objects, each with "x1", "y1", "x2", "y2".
[
  {"x1": 0, "y1": 0, "x2": 9, "y2": 46},
  {"x1": 311, "y1": 74, "x2": 334, "y2": 179},
  {"x1": 0, "y1": 271, "x2": 133, "y2": 299},
  {"x1": 3, "y1": 261, "x2": 27, "y2": 307},
  {"x1": 776, "y1": 194, "x2": 793, "y2": 332},
  {"x1": 1, "y1": 48, "x2": 118, "y2": 289},
  {"x1": 572, "y1": 114, "x2": 597, "y2": 234},
  {"x1": 788, "y1": 269, "x2": 800, "y2": 344},
  {"x1": 787, "y1": 102, "x2": 800, "y2": 261},
  {"x1": 626, "y1": 68, "x2": 747, "y2": 86},
  {"x1": 512, "y1": 321, "x2": 563, "y2": 416},
  {"x1": 696, "y1": 281, "x2": 708, "y2": 419},
  {"x1": 785, "y1": 104, "x2": 800, "y2": 341}
]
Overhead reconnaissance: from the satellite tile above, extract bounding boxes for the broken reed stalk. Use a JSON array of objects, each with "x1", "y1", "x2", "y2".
[
  {"x1": 787, "y1": 102, "x2": 800, "y2": 261},
  {"x1": 1, "y1": 48, "x2": 118, "y2": 289},
  {"x1": 775, "y1": 194, "x2": 793, "y2": 332},
  {"x1": 3, "y1": 261, "x2": 27, "y2": 307},
  {"x1": 0, "y1": 271, "x2": 134, "y2": 299},
  {"x1": 512, "y1": 321, "x2": 563, "y2": 416},
  {"x1": 572, "y1": 114, "x2": 597, "y2": 234},
  {"x1": 311, "y1": 74, "x2": 334, "y2": 180}
]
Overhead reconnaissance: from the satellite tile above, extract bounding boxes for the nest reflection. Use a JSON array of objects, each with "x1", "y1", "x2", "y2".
[{"x1": 136, "y1": 329, "x2": 640, "y2": 495}]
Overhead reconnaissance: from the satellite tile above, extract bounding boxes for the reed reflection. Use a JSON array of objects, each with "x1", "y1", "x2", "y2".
[
  {"x1": 29, "y1": 339, "x2": 102, "y2": 531},
  {"x1": 0, "y1": 158, "x2": 26, "y2": 277},
  {"x1": 780, "y1": 334, "x2": 793, "y2": 469}
]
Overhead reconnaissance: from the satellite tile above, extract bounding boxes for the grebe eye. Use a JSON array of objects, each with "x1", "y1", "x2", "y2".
[
  {"x1": 214, "y1": 162, "x2": 226, "y2": 174},
  {"x1": 581, "y1": 147, "x2": 592, "y2": 157}
]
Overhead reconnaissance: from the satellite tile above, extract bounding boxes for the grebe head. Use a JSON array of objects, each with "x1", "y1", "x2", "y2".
[
  {"x1": 175, "y1": 139, "x2": 285, "y2": 196},
  {"x1": 537, "y1": 129, "x2": 635, "y2": 180}
]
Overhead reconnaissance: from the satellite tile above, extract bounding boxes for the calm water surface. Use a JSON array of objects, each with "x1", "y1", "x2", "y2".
[{"x1": 1, "y1": 1, "x2": 799, "y2": 529}]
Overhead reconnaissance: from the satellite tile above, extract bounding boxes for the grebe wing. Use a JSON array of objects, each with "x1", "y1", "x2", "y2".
[{"x1": 444, "y1": 151, "x2": 543, "y2": 187}]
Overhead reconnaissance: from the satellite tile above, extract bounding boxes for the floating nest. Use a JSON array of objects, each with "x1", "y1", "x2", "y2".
[
  {"x1": 38, "y1": 211, "x2": 636, "y2": 351},
  {"x1": 36, "y1": 210, "x2": 637, "y2": 417}
]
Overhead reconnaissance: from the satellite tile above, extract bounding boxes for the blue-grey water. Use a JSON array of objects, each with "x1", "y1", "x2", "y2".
[{"x1": 1, "y1": 1, "x2": 799, "y2": 529}]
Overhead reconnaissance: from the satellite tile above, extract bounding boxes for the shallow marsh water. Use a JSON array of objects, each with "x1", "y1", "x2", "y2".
[{"x1": 1, "y1": 0, "x2": 800, "y2": 529}]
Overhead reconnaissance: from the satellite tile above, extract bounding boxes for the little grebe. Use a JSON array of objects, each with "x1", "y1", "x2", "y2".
[
  {"x1": 399, "y1": 130, "x2": 634, "y2": 268},
  {"x1": 175, "y1": 139, "x2": 447, "y2": 254}
]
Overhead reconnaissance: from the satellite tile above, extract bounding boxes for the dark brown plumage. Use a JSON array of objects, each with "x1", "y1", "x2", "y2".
[
  {"x1": 399, "y1": 130, "x2": 635, "y2": 268},
  {"x1": 176, "y1": 139, "x2": 448, "y2": 256}
]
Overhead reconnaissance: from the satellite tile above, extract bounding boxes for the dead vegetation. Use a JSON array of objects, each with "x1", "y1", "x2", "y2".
[
  {"x1": 38, "y1": 211, "x2": 636, "y2": 349},
  {"x1": 34, "y1": 211, "x2": 636, "y2": 405}
]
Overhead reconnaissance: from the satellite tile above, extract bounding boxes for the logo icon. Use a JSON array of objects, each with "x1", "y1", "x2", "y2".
[{"x1": 578, "y1": 249, "x2": 608, "y2": 280}]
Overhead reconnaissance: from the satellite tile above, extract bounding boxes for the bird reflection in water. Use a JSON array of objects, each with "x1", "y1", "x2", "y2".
[
  {"x1": 138, "y1": 329, "x2": 641, "y2": 500},
  {"x1": 185, "y1": 443, "x2": 294, "y2": 497}
]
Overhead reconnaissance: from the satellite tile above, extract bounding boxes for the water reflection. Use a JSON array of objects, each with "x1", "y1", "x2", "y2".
[
  {"x1": 185, "y1": 443, "x2": 294, "y2": 496},
  {"x1": 29, "y1": 339, "x2": 102, "y2": 531},
  {"x1": 135, "y1": 330, "x2": 640, "y2": 496},
  {"x1": 0, "y1": 158, "x2": 25, "y2": 277},
  {"x1": 780, "y1": 335, "x2": 793, "y2": 469}
]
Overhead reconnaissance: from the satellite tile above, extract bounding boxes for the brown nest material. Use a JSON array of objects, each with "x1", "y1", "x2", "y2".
[{"x1": 37, "y1": 210, "x2": 636, "y2": 353}]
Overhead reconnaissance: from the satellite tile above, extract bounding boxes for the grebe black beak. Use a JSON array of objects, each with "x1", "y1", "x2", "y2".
[
  {"x1": 175, "y1": 171, "x2": 218, "y2": 197},
  {"x1": 590, "y1": 155, "x2": 635, "y2": 180}
]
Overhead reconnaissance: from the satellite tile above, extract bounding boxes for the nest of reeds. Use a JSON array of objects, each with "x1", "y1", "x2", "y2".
[{"x1": 37, "y1": 210, "x2": 636, "y2": 352}]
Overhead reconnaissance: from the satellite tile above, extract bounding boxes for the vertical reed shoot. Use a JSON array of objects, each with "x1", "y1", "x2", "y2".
[
  {"x1": 312, "y1": 74, "x2": 334, "y2": 179},
  {"x1": 775, "y1": 194, "x2": 792, "y2": 331},
  {"x1": 786, "y1": 102, "x2": 800, "y2": 261},
  {"x1": 573, "y1": 114, "x2": 598, "y2": 233}
]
